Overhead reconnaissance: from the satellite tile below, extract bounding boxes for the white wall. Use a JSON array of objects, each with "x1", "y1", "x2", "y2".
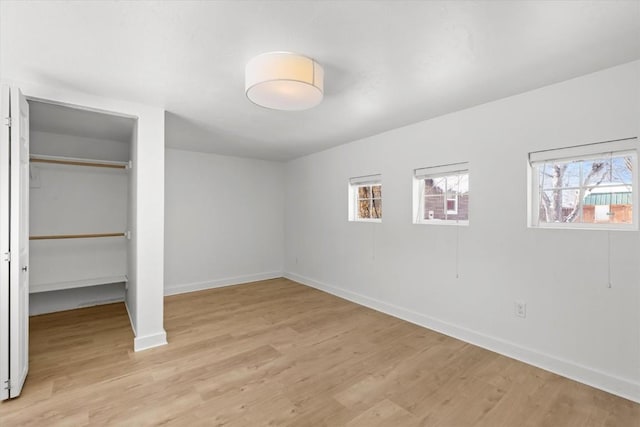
[
  {"x1": 164, "y1": 149, "x2": 284, "y2": 294},
  {"x1": 126, "y1": 123, "x2": 138, "y2": 335},
  {"x1": 284, "y1": 61, "x2": 640, "y2": 402},
  {"x1": 127, "y1": 100, "x2": 165, "y2": 352}
]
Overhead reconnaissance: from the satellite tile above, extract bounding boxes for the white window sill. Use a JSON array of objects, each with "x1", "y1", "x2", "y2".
[
  {"x1": 530, "y1": 223, "x2": 637, "y2": 231},
  {"x1": 414, "y1": 220, "x2": 469, "y2": 226}
]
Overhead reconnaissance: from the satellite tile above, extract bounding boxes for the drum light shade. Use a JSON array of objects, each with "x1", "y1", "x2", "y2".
[{"x1": 245, "y1": 52, "x2": 324, "y2": 111}]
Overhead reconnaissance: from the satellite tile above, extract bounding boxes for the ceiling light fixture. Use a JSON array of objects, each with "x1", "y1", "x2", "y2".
[{"x1": 245, "y1": 52, "x2": 324, "y2": 111}]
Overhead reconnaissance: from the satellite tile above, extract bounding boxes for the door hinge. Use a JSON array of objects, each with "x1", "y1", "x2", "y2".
[
  {"x1": 3, "y1": 252, "x2": 9, "y2": 262},
  {"x1": 3, "y1": 379, "x2": 10, "y2": 391},
  {"x1": 4, "y1": 117, "x2": 11, "y2": 127}
]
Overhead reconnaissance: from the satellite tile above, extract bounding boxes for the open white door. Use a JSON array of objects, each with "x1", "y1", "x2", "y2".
[
  {"x1": 0, "y1": 86, "x2": 10, "y2": 401},
  {"x1": 10, "y1": 87, "x2": 30, "y2": 398},
  {"x1": 0, "y1": 86, "x2": 29, "y2": 400}
]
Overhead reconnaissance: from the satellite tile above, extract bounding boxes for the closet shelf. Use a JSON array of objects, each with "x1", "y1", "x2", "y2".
[
  {"x1": 30, "y1": 275, "x2": 128, "y2": 294},
  {"x1": 30, "y1": 154, "x2": 129, "y2": 169},
  {"x1": 30, "y1": 232, "x2": 129, "y2": 240}
]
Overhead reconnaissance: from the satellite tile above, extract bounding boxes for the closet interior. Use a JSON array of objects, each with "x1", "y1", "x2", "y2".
[{"x1": 28, "y1": 101, "x2": 136, "y2": 315}]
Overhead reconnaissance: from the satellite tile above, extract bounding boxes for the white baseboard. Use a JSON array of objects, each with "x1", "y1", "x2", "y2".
[
  {"x1": 134, "y1": 330, "x2": 167, "y2": 352},
  {"x1": 125, "y1": 297, "x2": 167, "y2": 352},
  {"x1": 284, "y1": 272, "x2": 640, "y2": 404},
  {"x1": 164, "y1": 271, "x2": 283, "y2": 296}
]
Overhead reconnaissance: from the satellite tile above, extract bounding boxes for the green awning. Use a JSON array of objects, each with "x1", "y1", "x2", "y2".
[{"x1": 584, "y1": 192, "x2": 632, "y2": 205}]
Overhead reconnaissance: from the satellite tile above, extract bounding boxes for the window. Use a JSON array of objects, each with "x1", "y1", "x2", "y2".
[
  {"x1": 349, "y1": 174, "x2": 382, "y2": 221},
  {"x1": 413, "y1": 163, "x2": 469, "y2": 224},
  {"x1": 529, "y1": 138, "x2": 638, "y2": 230}
]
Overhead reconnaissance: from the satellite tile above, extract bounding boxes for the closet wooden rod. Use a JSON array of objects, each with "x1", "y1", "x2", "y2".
[
  {"x1": 29, "y1": 232, "x2": 126, "y2": 241},
  {"x1": 30, "y1": 158, "x2": 127, "y2": 169}
]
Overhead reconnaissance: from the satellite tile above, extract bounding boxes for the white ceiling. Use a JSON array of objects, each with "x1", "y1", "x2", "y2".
[{"x1": 1, "y1": 1, "x2": 639, "y2": 161}]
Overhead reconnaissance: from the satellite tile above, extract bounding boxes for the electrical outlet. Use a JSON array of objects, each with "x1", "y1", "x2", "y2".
[{"x1": 515, "y1": 301, "x2": 526, "y2": 318}]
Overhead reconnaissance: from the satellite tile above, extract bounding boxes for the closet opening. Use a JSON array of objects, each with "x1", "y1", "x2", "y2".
[{"x1": 27, "y1": 100, "x2": 136, "y2": 317}]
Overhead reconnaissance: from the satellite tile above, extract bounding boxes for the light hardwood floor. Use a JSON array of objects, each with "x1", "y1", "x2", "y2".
[{"x1": 1, "y1": 278, "x2": 638, "y2": 426}]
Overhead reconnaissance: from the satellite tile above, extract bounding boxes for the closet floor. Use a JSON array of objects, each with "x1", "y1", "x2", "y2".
[{"x1": 1, "y1": 278, "x2": 638, "y2": 426}]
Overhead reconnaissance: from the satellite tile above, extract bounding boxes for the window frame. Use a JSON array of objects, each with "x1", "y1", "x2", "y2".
[
  {"x1": 528, "y1": 138, "x2": 638, "y2": 231},
  {"x1": 413, "y1": 163, "x2": 469, "y2": 226},
  {"x1": 348, "y1": 174, "x2": 382, "y2": 222}
]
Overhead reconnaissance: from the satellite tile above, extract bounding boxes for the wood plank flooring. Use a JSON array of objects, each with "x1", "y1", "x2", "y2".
[{"x1": 1, "y1": 278, "x2": 638, "y2": 426}]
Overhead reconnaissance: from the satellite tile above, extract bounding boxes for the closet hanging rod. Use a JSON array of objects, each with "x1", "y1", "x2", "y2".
[
  {"x1": 29, "y1": 232, "x2": 127, "y2": 241},
  {"x1": 30, "y1": 155, "x2": 129, "y2": 169}
]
